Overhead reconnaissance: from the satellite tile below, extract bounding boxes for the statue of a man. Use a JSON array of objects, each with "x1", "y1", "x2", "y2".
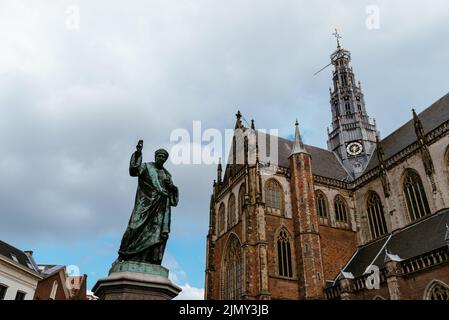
[{"x1": 117, "y1": 140, "x2": 178, "y2": 265}]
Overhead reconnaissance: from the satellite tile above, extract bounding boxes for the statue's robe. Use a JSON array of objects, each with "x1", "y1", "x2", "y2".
[{"x1": 118, "y1": 152, "x2": 178, "y2": 263}]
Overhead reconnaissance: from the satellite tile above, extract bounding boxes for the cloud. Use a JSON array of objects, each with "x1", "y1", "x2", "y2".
[{"x1": 175, "y1": 283, "x2": 205, "y2": 300}]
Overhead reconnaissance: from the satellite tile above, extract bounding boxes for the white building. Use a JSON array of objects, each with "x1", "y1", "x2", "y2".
[{"x1": 0, "y1": 240, "x2": 42, "y2": 300}]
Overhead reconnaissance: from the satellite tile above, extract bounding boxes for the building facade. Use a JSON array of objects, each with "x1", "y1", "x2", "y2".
[
  {"x1": 204, "y1": 39, "x2": 449, "y2": 300},
  {"x1": 0, "y1": 241, "x2": 42, "y2": 300},
  {"x1": 0, "y1": 240, "x2": 87, "y2": 300}
]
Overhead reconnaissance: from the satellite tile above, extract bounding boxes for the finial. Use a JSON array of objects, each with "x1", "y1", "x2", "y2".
[
  {"x1": 217, "y1": 157, "x2": 222, "y2": 184},
  {"x1": 236, "y1": 110, "x2": 242, "y2": 120},
  {"x1": 235, "y1": 110, "x2": 243, "y2": 129},
  {"x1": 290, "y1": 118, "x2": 308, "y2": 156},
  {"x1": 333, "y1": 28, "x2": 342, "y2": 48}
]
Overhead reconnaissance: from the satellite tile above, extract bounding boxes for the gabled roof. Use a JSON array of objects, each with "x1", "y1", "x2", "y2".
[
  {"x1": 340, "y1": 208, "x2": 449, "y2": 278},
  {"x1": 365, "y1": 92, "x2": 449, "y2": 172},
  {"x1": 0, "y1": 240, "x2": 39, "y2": 273}
]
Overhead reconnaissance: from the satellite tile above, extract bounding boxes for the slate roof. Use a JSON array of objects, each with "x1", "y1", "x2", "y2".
[
  {"x1": 0, "y1": 240, "x2": 39, "y2": 272},
  {"x1": 365, "y1": 92, "x2": 449, "y2": 172},
  {"x1": 222, "y1": 131, "x2": 350, "y2": 183},
  {"x1": 340, "y1": 208, "x2": 449, "y2": 279}
]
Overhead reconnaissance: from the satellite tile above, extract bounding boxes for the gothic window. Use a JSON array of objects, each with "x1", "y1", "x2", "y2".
[
  {"x1": 222, "y1": 235, "x2": 242, "y2": 300},
  {"x1": 334, "y1": 102, "x2": 340, "y2": 117},
  {"x1": 345, "y1": 102, "x2": 351, "y2": 115},
  {"x1": 238, "y1": 184, "x2": 246, "y2": 217},
  {"x1": 425, "y1": 281, "x2": 449, "y2": 300},
  {"x1": 334, "y1": 195, "x2": 348, "y2": 222},
  {"x1": 218, "y1": 203, "x2": 226, "y2": 234},
  {"x1": 227, "y1": 194, "x2": 236, "y2": 228},
  {"x1": 276, "y1": 229, "x2": 293, "y2": 278},
  {"x1": 316, "y1": 191, "x2": 328, "y2": 218},
  {"x1": 403, "y1": 169, "x2": 431, "y2": 222},
  {"x1": 265, "y1": 179, "x2": 283, "y2": 213},
  {"x1": 366, "y1": 192, "x2": 388, "y2": 239},
  {"x1": 357, "y1": 104, "x2": 362, "y2": 112}
]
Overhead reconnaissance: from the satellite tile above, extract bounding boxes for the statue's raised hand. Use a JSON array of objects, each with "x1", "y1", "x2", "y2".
[{"x1": 135, "y1": 140, "x2": 143, "y2": 156}]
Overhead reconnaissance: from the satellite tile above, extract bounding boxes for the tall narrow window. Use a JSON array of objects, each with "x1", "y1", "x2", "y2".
[
  {"x1": 222, "y1": 235, "x2": 242, "y2": 300},
  {"x1": 265, "y1": 179, "x2": 283, "y2": 213},
  {"x1": 426, "y1": 281, "x2": 449, "y2": 300},
  {"x1": 345, "y1": 102, "x2": 351, "y2": 115},
  {"x1": 367, "y1": 192, "x2": 388, "y2": 239},
  {"x1": 403, "y1": 169, "x2": 431, "y2": 221},
  {"x1": 238, "y1": 184, "x2": 246, "y2": 217},
  {"x1": 0, "y1": 284, "x2": 8, "y2": 300},
  {"x1": 277, "y1": 229, "x2": 293, "y2": 278},
  {"x1": 49, "y1": 280, "x2": 58, "y2": 300},
  {"x1": 218, "y1": 203, "x2": 226, "y2": 234},
  {"x1": 334, "y1": 195, "x2": 348, "y2": 222},
  {"x1": 227, "y1": 194, "x2": 236, "y2": 228},
  {"x1": 316, "y1": 191, "x2": 328, "y2": 218}
]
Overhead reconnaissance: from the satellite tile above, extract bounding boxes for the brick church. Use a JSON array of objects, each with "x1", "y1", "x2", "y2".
[{"x1": 204, "y1": 36, "x2": 449, "y2": 300}]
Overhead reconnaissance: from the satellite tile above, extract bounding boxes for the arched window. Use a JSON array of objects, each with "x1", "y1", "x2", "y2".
[
  {"x1": 367, "y1": 192, "x2": 388, "y2": 239},
  {"x1": 425, "y1": 281, "x2": 449, "y2": 300},
  {"x1": 403, "y1": 169, "x2": 431, "y2": 221},
  {"x1": 276, "y1": 229, "x2": 293, "y2": 278},
  {"x1": 238, "y1": 184, "x2": 246, "y2": 217},
  {"x1": 334, "y1": 195, "x2": 348, "y2": 223},
  {"x1": 222, "y1": 235, "x2": 242, "y2": 300},
  {"x1": 218, "y1": 203, "x2": 226, "y2": 234},
  {"x1": 315, "y1": 191, "x2": 328, "y2": 218},
  {"x1": 227, "y1": 194, "x2": 236, "y2": 228},
  {"x1": 265, "y1": 179, "x2": 283, "y2": 214}
]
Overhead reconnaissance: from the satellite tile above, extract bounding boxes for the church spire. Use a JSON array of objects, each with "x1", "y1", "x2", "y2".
[
  {"x1": 291, "y1": 119, "x2": 308, "y2": 155},
  {"x1": 326, "y1": 31, "x2": 378, "y2": 178}
]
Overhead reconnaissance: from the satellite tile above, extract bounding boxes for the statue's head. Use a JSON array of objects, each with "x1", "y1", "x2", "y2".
[{"x1": 154, "y1": 149, "x2": 169, "y2": 167}]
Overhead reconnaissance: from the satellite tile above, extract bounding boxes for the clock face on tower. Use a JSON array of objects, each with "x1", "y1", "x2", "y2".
[{"x1": 346, "y1": 141, "x2": 363, "y2": 156}]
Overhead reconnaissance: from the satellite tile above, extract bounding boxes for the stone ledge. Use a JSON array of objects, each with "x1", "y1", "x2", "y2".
[{"x1": 93, "y1": 271, "x2": 181, "y2": 300}]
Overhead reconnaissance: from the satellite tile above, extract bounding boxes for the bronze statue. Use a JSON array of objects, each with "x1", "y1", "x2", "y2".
[{"x1": 117, "y1": 140, "x2": 178, "y2": 265}]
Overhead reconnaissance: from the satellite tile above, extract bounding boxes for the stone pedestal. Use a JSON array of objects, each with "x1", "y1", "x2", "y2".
[{"x1": 93, "y1": 261, "x2": 181, "y2": 300}]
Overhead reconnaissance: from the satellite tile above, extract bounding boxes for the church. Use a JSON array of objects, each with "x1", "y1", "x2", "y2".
[{"x1": 204, "y1": 36, "x2": 449, "y2": 300}]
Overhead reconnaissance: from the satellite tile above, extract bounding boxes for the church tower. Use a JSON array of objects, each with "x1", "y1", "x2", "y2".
[{"x1": 326, "y1": 30, "x2": 378, "y2": 178}]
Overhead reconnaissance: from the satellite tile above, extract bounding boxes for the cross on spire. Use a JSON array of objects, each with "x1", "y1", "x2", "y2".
[{"x1": 333, "y1": 28, "x2": 342, "y2": 48}]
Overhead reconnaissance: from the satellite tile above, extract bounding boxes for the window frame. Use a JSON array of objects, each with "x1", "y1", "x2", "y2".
[
  {"x1": 402, "y1": 169, "x2": 431, "y2": 222},
  {"x1": 276, "y1": 229, "x2": 294, "y2": 279},
  {"x1": 366, "y1": 191, "x2": 388, "y2": 239}
]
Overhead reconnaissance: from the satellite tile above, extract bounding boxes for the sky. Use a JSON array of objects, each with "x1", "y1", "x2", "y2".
[{"x1": 0, "y1": 0, "x2": 448, "y2": 299}]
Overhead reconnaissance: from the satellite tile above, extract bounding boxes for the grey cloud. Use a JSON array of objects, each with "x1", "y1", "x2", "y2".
[{"x1": 0, "y1": 0, "x2": 448, "y2": 243}]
